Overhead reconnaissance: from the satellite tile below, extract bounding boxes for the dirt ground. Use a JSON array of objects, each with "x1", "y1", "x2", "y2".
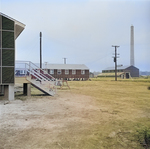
[{"x1": 0, "y1": 91, "x2": 107, "y2": 149}]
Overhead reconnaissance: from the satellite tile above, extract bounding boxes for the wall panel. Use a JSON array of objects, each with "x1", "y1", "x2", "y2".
[
  {"x1": 0, "y1": 67, "x2": 1, "y2": 83},
  {"x1": 2, "y1": 67, "x2": 14, "y2": 83},
  {"x1": 2, "y1": 16, "x2": 14, "y2": 30},
  {"x1": 2, "y1": 49, "x2": 14, "y2": 66},
  {"x1": 2, "y1": 31, "x2": 14, "y2": 48}
]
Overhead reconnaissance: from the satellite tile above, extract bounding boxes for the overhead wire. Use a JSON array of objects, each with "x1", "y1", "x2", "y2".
[{"x1": 46, "y1": 36, "x2": 114, "y2": 63}]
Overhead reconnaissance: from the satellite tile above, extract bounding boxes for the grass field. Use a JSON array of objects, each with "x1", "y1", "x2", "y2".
[
  {"x1": 66, "y1": 77, "x2": 150, "y2": 149},
  {"x1": 3, "y1": 77, "x2": 150, "y2": 149}
]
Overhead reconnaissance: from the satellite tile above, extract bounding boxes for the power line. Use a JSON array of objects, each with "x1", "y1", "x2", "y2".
[{"x1": 86, "y1": 51, "x2": 113, "y2": 65}]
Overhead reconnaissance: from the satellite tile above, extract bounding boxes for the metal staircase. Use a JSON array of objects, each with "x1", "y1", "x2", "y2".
[{"x1": 15, "y1": 61, "x2": 57, "y2": 96}]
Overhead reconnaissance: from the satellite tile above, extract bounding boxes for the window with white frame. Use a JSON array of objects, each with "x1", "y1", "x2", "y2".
[
  {"x1": 57, "y1": 69, "x2": 61, "y2": 75},
  {"x1": 37, "y1": 69, "x2": 40, "y2": 74},
  {"x1": 81, "y1": 70, "x2": 85, "y2": 75},
  {"x1": 65, "y1": 69, "x2": 69, "y2": 75},
  {"x1": 72, "y1": 69, "x2": 76, "y2": 75},
  {"x1": 44, "y1": 69, "x2": 48, "y2": 74},
  {"x1": 50, "y1": 69, "x2": 54, "y2": 74},
  {"x1": 20, "y1": 70, "x2": 25, "y2": 74}
]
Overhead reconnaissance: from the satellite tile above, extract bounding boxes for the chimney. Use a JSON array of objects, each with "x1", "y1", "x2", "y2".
[
  {"x1": 130, "y1": 25, "x2": 134, "y2": 66},
  {"x1": 63, "y1": 58, "x2": 67, "y2": 64}
]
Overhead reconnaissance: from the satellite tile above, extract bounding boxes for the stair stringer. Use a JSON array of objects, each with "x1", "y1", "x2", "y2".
[{"x1": 26, "y1": 77, "x2": 56, "y2": 96}]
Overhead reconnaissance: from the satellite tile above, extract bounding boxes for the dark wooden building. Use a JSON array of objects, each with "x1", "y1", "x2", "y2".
[
  {"x1": 0, "y1": 13, "x2": 25, "y2": 100},
  {"x1": 44, "y1": 64, "x2": 89, "y2": 80},
  {"x1": 101, "y1": 65, "x2": 139, "y2": 78}
]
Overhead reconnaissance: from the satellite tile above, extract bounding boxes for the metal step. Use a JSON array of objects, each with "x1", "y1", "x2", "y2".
[
  {"x1": 27, "y1": 78, "x2": 56, "y2": 96},
  {"x1": 16, "y1": 61, "x2": 57, "y2": 96},
  {"x1": 31, "y1": 83, "x2": 55, "y2": 96}
]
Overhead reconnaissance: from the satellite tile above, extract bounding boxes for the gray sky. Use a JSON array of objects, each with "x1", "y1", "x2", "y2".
[{"x1": 0, "y1": 0, "x2": 150, "y2": 71}]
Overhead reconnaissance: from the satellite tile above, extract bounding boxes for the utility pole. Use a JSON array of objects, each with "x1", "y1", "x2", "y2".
[
  {"x1": 112, "y1": 45, "x2": 120, "y2": 81},
  {"x1": 40, "y1": 32, "x2": 42, "y2": 69},
  {"x1": 63, "y1": 58, "x2": 67, "y2": 64}
]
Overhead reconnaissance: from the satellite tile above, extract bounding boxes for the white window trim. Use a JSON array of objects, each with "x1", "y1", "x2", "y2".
[
  {"x1": 81, "y1": 70, "x2": 85, "y2": 75},
  {"x1": 50, "y1": 69, "x2": 54, "y2": 75},
  {"x1": 44, "y1": 69, "x2": 48, "y2": 74},
  {"x1": 72, "y1": 69, "x2": 76, "y2": 75},
  {"x1": 57, "y1": 69, "x2": 61, "y2": 75},
  {"x1": 65, "y1": 69, "x2": 69, "y2": 75},
  {"x1": 20, "y1": 70, "x2": 25, "y2": 74}
]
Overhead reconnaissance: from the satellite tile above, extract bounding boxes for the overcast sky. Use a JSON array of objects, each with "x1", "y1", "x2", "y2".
[{"x1": 0, "y1": 0, "x2": 150, "y2": 71}]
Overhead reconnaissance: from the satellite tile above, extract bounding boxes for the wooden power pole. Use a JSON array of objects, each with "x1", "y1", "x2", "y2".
[
  {"x1": 112, "y1": 45, "x2": 120, "y2": 81},
  {"x1": 40, "y1": 32, "x2": 42, "y2": 69}
]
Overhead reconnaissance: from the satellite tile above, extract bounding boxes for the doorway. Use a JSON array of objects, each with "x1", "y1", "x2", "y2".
[{"x1": 126, "y1": 73, "x2": 130, "y2": 79}]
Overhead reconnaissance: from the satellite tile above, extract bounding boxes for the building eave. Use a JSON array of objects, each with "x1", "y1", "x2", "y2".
[
  {"x1": 45, "y1": 64, "x2": 89, "y2": 70},
  {"x1": 0, "y1": 12, "x2": 25, "y2": 39}
]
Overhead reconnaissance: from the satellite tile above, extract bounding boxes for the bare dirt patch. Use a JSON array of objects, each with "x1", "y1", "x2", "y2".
[{"x1": 0, "y1": 91, "x2": 113, "y2": 149}]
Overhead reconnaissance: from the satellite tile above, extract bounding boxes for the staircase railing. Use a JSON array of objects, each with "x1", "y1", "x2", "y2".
[{"x1": 15, "y1": 61, "x2": 57, "y2": 95}]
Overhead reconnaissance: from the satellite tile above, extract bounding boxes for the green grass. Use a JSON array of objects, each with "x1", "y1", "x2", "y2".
[
  {"x1": 14, "y1": 77, "x2": 150, "y2": 148},
  {"x1": 65, "y1": 78, "x2": 150, "y2": 148}
]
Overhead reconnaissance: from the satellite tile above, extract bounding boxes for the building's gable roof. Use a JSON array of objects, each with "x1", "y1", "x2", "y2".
[
  {"x1": 46, "y1": 64, "x2": 89, "y2": 70},
  {"x1": 103, "y1": 65, "x2": 139, "y2": 71},
  {"x1": 0, "y1": 12, "x2": 25, "y2": 39},
  {"x1": 103, "y1": 65, "x2": 130, "y2": 70}
]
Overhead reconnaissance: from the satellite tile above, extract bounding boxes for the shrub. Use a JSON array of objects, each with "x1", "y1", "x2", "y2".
[{"x1": 136, "y1": 127, "x2": 150, "y2": 148}]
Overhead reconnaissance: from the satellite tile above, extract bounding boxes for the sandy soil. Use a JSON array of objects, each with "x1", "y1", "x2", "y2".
[{"x1": 0, "y1": 91, "x2": 106, "y2": 149}]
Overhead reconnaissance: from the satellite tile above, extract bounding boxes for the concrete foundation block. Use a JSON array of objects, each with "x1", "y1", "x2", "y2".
[{"x1": 4, "y1": 85, "x2": 14, "y2": 100}]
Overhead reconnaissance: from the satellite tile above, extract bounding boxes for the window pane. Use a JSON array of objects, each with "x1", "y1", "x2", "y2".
[
  {"x1": 2, "y1": 16, "x2": 14, "y2": 30},
  {"x1": 2, "y1": 49, "x2": 14, "y2": 66},
  {"x1": 20, "y1": 70, "x2": 25, "y2": 74},
  {"x1": 81, "y1": 70, "x2": 85, "y2": 74},
  {"x1": 65, "y1": 69, "x2": 69, "y2": 74},
  {"x1": 72, "y1": 70, "x2": 76, "y2": 74},
  {"x1": 57, "y1": 69, "x2": 61, "y2": 74},
  {"x1": 2, "y1": 31, "x2": 14, "y2": 48},
  {"x1": 20, "y1": 70, "x2": 23, "y2": 74},
  {"x1": 50, "y1": 69, "x2": 54, "y2": 74}
]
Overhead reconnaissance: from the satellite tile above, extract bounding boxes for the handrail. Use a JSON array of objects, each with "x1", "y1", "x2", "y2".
[
  {"x1": 16, "y1": 60, "x2": 55, "y2": 80},
  {"x1": 27, "y1": 64, "x2": 53, "y2": 81},
  {"x1": 15, "y1": 60, "x2": 57, "y2": 94}
]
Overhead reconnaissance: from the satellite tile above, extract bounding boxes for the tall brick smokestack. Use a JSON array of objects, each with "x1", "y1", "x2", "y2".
[{"x1": 130, "y1": 25, "x2": 134, "y2": 66}]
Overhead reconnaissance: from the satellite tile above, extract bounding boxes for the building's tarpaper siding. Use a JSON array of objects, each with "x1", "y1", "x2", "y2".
[
  {"x1": 124, "y1": 66, "x2": 139, "y2": 77},
  {"x1": 48, "y1": 69, "x2": 89, "y2": 80}
]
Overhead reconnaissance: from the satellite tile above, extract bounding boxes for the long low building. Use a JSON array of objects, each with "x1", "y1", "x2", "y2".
[
  {"x1": 15, "y1": 63, "x2": 90, "y2": 81},
  {"x1": 99, "y1": 65, "x2": 139, "y2": 78},
  {"x1": 44, "y1": 64, "x2": 89, "y2": 80}
]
